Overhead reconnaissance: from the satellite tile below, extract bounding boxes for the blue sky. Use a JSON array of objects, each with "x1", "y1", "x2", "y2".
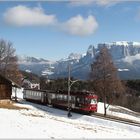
[{"x1": 0, "y1": 1, "x2": 140, "y2": 60}]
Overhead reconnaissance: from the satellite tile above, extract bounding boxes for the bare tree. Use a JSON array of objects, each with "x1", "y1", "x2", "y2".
[
  {"x1": 0, "y1": 39, "x2": 22, "y2": 84},
  {"x1": 91, "y1": 47, "x2": 125, "y2": 116}
]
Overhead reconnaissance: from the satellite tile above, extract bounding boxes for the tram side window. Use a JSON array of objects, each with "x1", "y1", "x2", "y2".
[
  {"x1": 56, "y1": 94, "x2": 59, "y2": 100},
  {"x1": 76, "y1": 97, "x2": 80, "y2": 102},
  {"x1": 38, "y1": 92, "x2": 40, "y2": 96},
  {"x1": 85, "y1": 98, "x2": 91, "y2": 104},
  {"x1": 76, "y1": 97, "x2": 84, "y2": 104},
  {"x1": 69, "y1": 96, "x2": 71, "y2": 100},
  {"x1": 51, "y1": 94, "x2": 55, "y2": 99},
  {"x1": 64, "y1": 95, "x2": 67, "y2": 101},
  {"x1": 59, "y1": 94, "x2": 63, "y2": 100},
  {"x1": 71, "y1": 96, "x2": 75, "y2": 102},
  {"x1": 80, "y1": 98, "x2": 85, "y2": 104},
  {"x1": 57, "y1": 94, "x2": 62, "y2": 100}
]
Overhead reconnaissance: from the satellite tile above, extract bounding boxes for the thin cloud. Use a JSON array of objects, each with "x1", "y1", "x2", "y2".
[
  {"x1": 95, "y1": 0, "x2": 122, "y2": 6},
  {"x1": 135, "y1": 9, "x2": 140, "y2": 22},
  {"x1": 3, "y1": 5, "x2": 57, "y2": 26},
  {"x1": 60, "y1": 15, "x2": 98, "y2": 36},
  {"x1": 122, "y1": 54, "x2": 140, "y2": 64},
  {"x1": 70, "y1": 0, "x2": 94, "y2": 6},
  {"x1": 70, "y1": 0, "x2": 122, "y2": 7}
]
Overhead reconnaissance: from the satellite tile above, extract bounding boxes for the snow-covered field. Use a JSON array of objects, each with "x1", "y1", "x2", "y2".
[{"x1": 0, "y1": 88, "x2": 139, "y2": 139}]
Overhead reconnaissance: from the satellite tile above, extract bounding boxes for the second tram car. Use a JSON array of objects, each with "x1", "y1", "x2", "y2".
[{"x1": 23, "y1": 89, "x2": 98, "y2": 113}]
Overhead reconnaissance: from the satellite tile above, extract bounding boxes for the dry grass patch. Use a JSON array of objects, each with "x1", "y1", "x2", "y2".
[{"x1": 0, "y1": 100, "x2": 28, "y2": 110}]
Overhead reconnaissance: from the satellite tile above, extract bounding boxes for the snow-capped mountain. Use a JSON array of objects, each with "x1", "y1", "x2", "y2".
[
  {"x1": 18, "y1": 55, "x2": 56, "y2": 76},
  {"x1": 18, "y1": 41, "x2": 140, "y2": 80},
  {"x1": 52, "y1": 41, "x2": 140, "y2": 80},
  {"x1": 95, "y1": 41, "x2": 140, "y2": 79},
  {"x1": 98, "y1": 41, "x2": 140, "y2": 60},
  {"x1": 18, "y1": 55, "x2": 52, "y2": 64}
]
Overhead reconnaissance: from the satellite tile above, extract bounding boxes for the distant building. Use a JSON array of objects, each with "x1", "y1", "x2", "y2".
[
  {"x1": 30, "y1": 83, "x2": 40, "y2": 89},
  {"x1": 22, "y1": 78, "x2": 40, "y2": 90}
]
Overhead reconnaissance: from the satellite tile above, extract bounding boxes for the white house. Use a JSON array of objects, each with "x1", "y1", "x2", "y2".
[{"x1": 22, "y1": 79, "x2": 40, "y2": 89}]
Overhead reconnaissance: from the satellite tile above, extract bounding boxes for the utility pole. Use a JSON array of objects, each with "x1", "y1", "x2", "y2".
[
  {"x1": 67, "y1": 63, "x2": 79, "y2": 117},
  {"x1": 67, "y1": 63, "x2": 72, "y2": 117}
]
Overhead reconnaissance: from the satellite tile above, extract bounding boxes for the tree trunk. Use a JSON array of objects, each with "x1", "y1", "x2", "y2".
[{"x1": 104, "y1": 96, "x2": 107, "y2": 116}]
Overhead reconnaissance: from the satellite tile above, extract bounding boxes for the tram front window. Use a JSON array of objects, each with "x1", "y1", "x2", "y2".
[{"x1": 90, "y1": 99, "x2": 97, "y2": 104}]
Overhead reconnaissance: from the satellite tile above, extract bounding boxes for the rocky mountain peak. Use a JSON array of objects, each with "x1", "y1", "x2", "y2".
[
  {"x1": 18, "y1": 41, "x2": 140, "y2": 80},
  {"x1": 68, "y1": 53, "x2": 82, "y2": 60}
]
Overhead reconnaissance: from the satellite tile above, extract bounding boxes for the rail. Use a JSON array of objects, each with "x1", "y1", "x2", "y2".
[{"x1": 92, "y1": 112, "x2": 140, "y2": 127}]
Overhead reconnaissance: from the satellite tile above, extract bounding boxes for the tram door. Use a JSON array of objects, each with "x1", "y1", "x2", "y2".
[
  {"x1": 75, "y1": 97, "x2": 79, "y2": 107},
  {"x1": 75, "y1": 96, "x2": 85, "y2": 107},
  {"x1": 43, "y1": 93, "x2": 48, "y2": 104}
]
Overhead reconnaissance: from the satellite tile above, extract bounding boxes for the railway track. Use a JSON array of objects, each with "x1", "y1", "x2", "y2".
[{"x1": 91, "y1": 112, "x2": 140, "y2": 127}]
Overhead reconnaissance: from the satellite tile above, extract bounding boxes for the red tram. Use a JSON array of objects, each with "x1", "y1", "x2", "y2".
[{"x1": 23, "y1": 89, "x2": 98, "y2": 113}]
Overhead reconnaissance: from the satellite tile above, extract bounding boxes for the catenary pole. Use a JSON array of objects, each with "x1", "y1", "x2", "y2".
[{"x1": 67, "y1": 63, "x2": 72, "y2": 117}]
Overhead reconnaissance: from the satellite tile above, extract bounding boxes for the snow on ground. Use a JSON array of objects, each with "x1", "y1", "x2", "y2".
[
  {"x1": 97, "y1": 102, "x2": 140, "y2": 123},
  {"x1": 0, "y1": 88, "x2": 138, "y2": 139}
]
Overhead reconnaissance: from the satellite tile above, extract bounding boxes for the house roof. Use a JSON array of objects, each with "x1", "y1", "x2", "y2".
[
  {"x1": 0, "y1": 74, "x2": 21, "y2": 88},
  {"x1": 11, "y1": 81, "x2": 21, "y2": 88}
]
